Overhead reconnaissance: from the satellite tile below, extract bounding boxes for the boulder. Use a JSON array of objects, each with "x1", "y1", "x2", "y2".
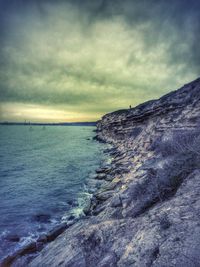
[{"x1": 95, "y1": 190, "x2": 115, "y2": 201}]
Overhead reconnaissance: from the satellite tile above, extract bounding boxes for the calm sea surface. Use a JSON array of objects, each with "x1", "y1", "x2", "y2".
[{"x1": 0, "y1": 125, "x2": 105, "y2": 260}]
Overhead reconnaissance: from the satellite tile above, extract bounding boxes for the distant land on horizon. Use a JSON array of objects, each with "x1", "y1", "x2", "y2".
[{"x1": 0, "y1": 121, "x2": 97, "y2": 126}]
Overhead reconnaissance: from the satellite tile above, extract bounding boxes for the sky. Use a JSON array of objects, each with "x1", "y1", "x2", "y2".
[{"x1": 0, "y1": 0, "x2": 200, "y2": 122}]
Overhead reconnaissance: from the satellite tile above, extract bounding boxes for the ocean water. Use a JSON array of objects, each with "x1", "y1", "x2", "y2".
[{"x1": 0, "y1": 125, "x2": 105, "y2": 260}]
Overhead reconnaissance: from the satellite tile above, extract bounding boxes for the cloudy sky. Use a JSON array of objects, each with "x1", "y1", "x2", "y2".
[{"x1": 0, "y1": 0, "x2": 199, "y2": 122}]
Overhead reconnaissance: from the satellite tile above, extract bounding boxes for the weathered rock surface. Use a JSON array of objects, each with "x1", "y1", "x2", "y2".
[{"x1": 22, "y1": 78, "x2": 200, "y2": 267}]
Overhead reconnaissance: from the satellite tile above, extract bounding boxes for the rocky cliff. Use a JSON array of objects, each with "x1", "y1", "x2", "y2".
[{"x1": 26, "y1": 78, "x2": 200, "y2": 267}]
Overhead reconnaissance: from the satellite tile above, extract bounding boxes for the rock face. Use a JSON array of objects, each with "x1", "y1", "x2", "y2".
[{"x1": 27, "y1": 78, "x2": 200, "y2": 267}]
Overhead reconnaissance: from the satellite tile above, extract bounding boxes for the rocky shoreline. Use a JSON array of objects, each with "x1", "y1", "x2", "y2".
[
  {"x1": 3, "y1": 77, "x2": 200, "y2": 266},
  {"x1": 1, "y1": 144, "x2": 125, "y2": 267},
  {"x1": 1, "y1": 220, "x2": 74, "y2": 266},
  {"x1": 0, "y1": 142, "x2": 111, "y2": 267}
]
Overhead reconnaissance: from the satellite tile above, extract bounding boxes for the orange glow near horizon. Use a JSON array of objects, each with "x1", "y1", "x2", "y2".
[{"x1": 0, "y1": 103, "x2": 100, "y2": 123}]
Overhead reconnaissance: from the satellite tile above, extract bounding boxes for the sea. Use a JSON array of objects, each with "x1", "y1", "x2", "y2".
[{"x1": 0, "y1": 125, "x2": 106, "y2": 260}]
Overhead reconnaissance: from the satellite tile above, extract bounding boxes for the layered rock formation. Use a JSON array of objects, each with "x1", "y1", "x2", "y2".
[{"x1": 24, "y1": 78, "x2": 200, "y2": 267}]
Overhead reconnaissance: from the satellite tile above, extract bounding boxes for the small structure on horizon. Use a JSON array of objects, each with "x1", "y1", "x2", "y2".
[{"x1": 129, "y1": 105, "x2": 132, "y2": 109}]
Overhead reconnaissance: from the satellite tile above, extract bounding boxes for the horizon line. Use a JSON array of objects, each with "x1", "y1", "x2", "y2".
[{"x1": 0, "y1": 121, "x2": 97, "y2": 125}]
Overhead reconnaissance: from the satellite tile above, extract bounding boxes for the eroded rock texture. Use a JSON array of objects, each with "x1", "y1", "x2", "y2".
[{"x1": 28, "y1": 78, "x2": 200, "y2": 267}]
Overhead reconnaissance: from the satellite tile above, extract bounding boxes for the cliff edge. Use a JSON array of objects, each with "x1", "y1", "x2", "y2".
[{"x1": 27, "y1": 78, "x2": 200, "y2": 267}]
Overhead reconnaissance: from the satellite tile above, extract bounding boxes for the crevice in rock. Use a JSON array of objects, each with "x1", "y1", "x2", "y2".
[{"x1": 150, "y1": 246, "x2": 160, "y2": 266}]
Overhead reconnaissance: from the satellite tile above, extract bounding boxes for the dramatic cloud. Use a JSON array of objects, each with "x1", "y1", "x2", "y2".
[{"x1": 0, "y1": 0, "x2": 199, "y2": 122}]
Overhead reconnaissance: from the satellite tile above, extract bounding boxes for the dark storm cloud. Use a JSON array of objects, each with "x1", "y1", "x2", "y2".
[{"x1": 0, "y1": 0, "x2": 199, "y2": 122}]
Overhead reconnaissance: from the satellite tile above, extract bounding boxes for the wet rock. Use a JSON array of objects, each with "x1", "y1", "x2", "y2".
[
  {"x1": 1, "y1": 242, "x2": 37, "y2": 266},
  {"x1": 46, "y1": 223, "x2": 68, "y2": 242},
  {"x1": 96, "y1": 166, "x2": 111, "y2": 174},
  {"x1": 83, "y1": 198, "x2": 92, "y2": 215},
  {"x1": 36, "y1": 242, "x2": 44, "y2": 252},
  {"x1": 37, "y1": 234, "x2": 48, "y2": 243},
  {"x1": 94, "y1": 173, "x2": 107, "y2": 180},
  {"x1": 111, "y1": 166, "x2": 130, "y2": 175},
  {"x1": 20, "y1": 242, "x2": 37, "y2": 256},
  {"x1": 67, "y1": 215, "x2": 76, "y2": 221},
  {"x1": 34, "y1": 223, "x2": 71, "y2": 251},
  {"x1": 92, "y1": 204, "x2": 106, "y2": 215},
  {"x1": 95, "y1": 190, "x2": 115, "y2": 201},
  {"x1": 104, "y1": 175, "x2": 114, "y2": 181},
  {"x1": 101, "y1": 177, "x2": 121, "y2": 191}
]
